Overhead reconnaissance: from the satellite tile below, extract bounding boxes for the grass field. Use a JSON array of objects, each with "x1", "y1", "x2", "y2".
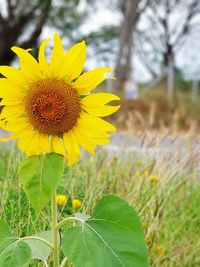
[{"x1": 0, "y1": 137, "x2": 200, "y2": 267}]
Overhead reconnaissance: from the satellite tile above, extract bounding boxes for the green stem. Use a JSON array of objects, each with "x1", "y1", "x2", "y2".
[
  {"x1": 52, "y1": 192, "x2": 60, "y2": 267},
  {"x1": 56, "y1": 216, "x2": 83, "y2": 230}
]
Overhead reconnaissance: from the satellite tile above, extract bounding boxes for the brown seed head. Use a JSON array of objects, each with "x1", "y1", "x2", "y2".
[{"x1": 25, "y1": 79, "x2": 81, "y2": 135}]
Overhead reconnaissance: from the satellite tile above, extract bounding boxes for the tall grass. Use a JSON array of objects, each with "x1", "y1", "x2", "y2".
[{"x1": 0, "y1": 135, "x2": 199, "y2": 267}]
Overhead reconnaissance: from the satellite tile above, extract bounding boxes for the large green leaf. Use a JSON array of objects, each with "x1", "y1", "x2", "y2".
[
  {"x1": 19, "y1": 152, "x2": 64, "y2": 214},
  {"x1": 0, "y1": 220, "x2": 31, "y2": 267},
  {"x1": 62, "y1": 195, "x2": 149, "y2": 267},
  {"x1": 24, "y1": 231, "x2": 52, "y2": 261},
  {"x1": 0, "y1": 241, "x2": 31, "y2": 267}
]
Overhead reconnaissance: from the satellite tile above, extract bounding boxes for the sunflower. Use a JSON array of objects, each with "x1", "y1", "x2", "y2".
[{"x1": 0, "y1": 33, "x2": 120, "y2": 165}]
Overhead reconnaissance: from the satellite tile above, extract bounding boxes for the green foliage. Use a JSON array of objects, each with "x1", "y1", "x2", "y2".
[
  {"x1": 0, "y1": 220, "x2": 31, "y2": 267},
  {"x1": 0, "y1": 242, "x2": 31, "y2": 267},
  {"x1": 19, "y1": 153, "x2": 64, "y2": 214},
  {"x1": 62, "y1": 195, "x2": 149, "y2": 267},
  {"x1": 1, "y1": 147, "x2": 199, "y2": 266},
  {"x1": 24, "y1": 231, "x2": 52, "y2": 261},
  {"x1": 0, "y1": 220, "x2": 12, "y2": 240}
]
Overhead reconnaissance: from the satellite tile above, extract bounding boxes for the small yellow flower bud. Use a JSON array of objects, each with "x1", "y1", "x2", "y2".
[
  {"x1": 149, "y1": 175, "x2": 157, "y2": 182},
  {"x1": 72, "y1": 199, "x2": 82, "y2": 209},
  {"x1": 56, "y1": 195, "x2": 68, "y2": 206}
]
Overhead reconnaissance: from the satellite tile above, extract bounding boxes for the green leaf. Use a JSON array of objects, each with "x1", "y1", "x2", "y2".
[
  {"x1": 0, "y1": 220, "x2": 15, "y2": 256},
  {"x1": 24, "y1": 231, "x2": 52, "y2": 261},
  {"x1": 0, "y1": 241, "x2": 31, "y2": 267},
  {"x1": 0, "y1": 220, "x2": 31, "y2": 267},
  {"x1": 62, "y1": 195, "x2": 149, "y2": 267},
  {"x1": 0, "y1": 220, "x2": 12, "y2": 241},
  {"x1": 19, "y1": 152, "x2": 64, "y2": 214}
]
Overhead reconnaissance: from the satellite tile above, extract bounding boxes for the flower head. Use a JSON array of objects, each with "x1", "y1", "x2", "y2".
[
  {"x1": 56, "y1": 194, "x2": 68, "y2": 206},
  {"x1": 149, "y1": 175, "x2": 160, "y2": 185},
  {"x1": 72, "y1": 198, "x2": 82, "y2": 209},
  {"x1": 0, "y1": 33, "x2": 120, "y2": 165}
]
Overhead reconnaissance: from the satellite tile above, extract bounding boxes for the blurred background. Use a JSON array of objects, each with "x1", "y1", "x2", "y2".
[
  {"x1": 1, "y1": 1, "x2": 200, "y2": 266},
  {"x1": 0, "y1": 0, "x2": 200, "y2": 135}
]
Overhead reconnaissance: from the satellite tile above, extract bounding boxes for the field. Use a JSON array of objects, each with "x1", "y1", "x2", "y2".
[{"x1": 0, "y1": 134, "x2": 199, "y2": 267}]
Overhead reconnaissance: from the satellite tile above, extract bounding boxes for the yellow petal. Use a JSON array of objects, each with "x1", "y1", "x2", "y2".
[
  {"x1": 39, "y1": 38, "x2": 50, "y2": 77},
  {"x1": 81, "y1": 93, "x2": 120, "y2": 106},
  {"x1": 0, "y1": 112, "x2": 25, "y2": 123},
  {"x1": 72, "y1": 126, "x2": 95, "y2": 154},
  {"x1": 73, "y1": 67, "x2": 112, "y2": 94},
  {"x1": 83, "y1": 105, "x2": 120, "y2": 117},
  {"x1": 0, "y1": 136, "x2": 12, "y2": 142},
  {"x1": 5, "y1": 118, "x2": 30, "y2": 132},
  {"x1": 0, "y1": 79, "x2": 22, "y2": 99},
  {"x1": 26, "y1": 131, "x2": 41, "y2": 155},
  {"x1": 0, "y1": 105, "x2": 25, "y2": 119},
  {"x1": 0, "y1": 66, "x2": 27, "y2": 84},
  {"x1": 63, "y1": 131, "x2": 80, "y2": 166},
  {"x1": 80, "y1": 114, "x2": 116, "y2": 132},
  {"x1": 77, "y1": 115, "x2": 110, "y2": 138},
  {"x1": 11, "y1": 46, "x2": 41, "y2": 81},
  {"x1": 52, "y1": 135, "x2": 67, "y2": 157},
  {"x1": 59, "y1": 41, "x2": 86, "y2": 81},
  {"x1": 50, "y1": 33, "x2": 65, "y2": 77},
  {"x1": 18, "y1": 128, "x2": 35, "y2": 152},
  {"x1": 39, "y1": 134, "x2": 51, "y2": 153},
  {"x1": 0, "y1": 119, "x2": 6, "y2": 129},
  {"x1": 12, "y1": 124, "x2": 33, "y2": 138},
  {"x1": 0, "y1": 99, "x2": 23, "y2": 105}
]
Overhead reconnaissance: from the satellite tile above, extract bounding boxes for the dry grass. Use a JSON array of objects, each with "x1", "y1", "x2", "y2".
[{"x1": 109, "y1": 87, "x2": 200, "y2": 135}]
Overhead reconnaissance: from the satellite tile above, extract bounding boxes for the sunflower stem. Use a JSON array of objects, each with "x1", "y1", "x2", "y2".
[{"x1": 52, "y1": 192, "x2": 60, "y2": 267}]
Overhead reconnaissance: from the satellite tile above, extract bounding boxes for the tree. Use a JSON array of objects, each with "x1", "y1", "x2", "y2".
[
  {"x1": 0, "y1": 0, "x2": 51, "y2": 65},
  {"x1": 136, "y1": 0, "x2": 200, "y2": 98},
  {"x1": 114, "y1": 0, "x2": 150, "y2": 95}
]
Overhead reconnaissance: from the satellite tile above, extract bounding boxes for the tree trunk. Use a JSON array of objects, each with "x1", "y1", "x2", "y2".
[
  {"x1": 191, "y1": 79, "x2": 198, "y2": 102},
  {"x1": 114, "y1": 0, "x2": 141, "y2": 96},
  {"x1": 167, "y1": 54, "x2": 175, "y2": 99},
  {"x1": 0, "y1": 1, "x2": 51, "y2": 65}
]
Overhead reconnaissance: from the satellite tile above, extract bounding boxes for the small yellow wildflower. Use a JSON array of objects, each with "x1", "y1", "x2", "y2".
[
  {"x1": 149, "y1": 175, "x2": 157, "y2": 182},
  {"x1": 56, "y1": 195, "x2": 68, "y2": 206},
  {"x1": 144, "y1": 170, "x2": 149, "y2": 177},
  {"x1": 156, "y1": 245, "x2": 165, "y2": 255},
  {"x1": 72, "y1": 199, "x2": 82, "y2": 209}
]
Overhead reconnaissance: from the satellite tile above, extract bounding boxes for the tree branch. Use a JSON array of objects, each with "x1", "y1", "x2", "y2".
[
  {"x1": 173, "y1": 0, "x2": 199, "y2": 46},
  {"x1": 19, "y1": 0, "x2": 52, "y2": 49}
]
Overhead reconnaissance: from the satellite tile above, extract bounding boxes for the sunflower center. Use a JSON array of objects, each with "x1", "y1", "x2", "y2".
[{"x1": 25, "y1": 79, "x2": 81, "y2": 135}]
